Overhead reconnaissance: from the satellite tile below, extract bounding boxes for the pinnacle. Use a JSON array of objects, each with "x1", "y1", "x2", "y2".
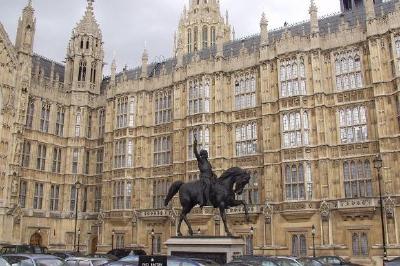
[
  {"x1": 73, "y1": 0, "x2": 101, "y2": 37},
  {"x1": 260, "y1": 12, "x2": 268, "y2": 26},
  {"x1": 309, "y1": 0, "x2": 318, "y2": 12}
]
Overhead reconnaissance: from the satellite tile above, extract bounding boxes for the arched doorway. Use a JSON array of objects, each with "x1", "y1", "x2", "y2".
[
  {"x1": 30, "y1": 232, "x2": 42, "y2": 246},
  {"x1": 90, "y1": 236, "x2": 98, "y2": 254}
]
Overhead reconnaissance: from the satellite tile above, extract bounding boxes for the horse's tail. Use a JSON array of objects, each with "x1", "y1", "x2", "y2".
[{"x1": 164, "y1": 181, "x2": 184, "y2": 207}]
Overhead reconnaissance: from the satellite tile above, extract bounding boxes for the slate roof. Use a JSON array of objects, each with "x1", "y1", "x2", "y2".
[{"x1": 31, "y1": 54, "x2": 65, "y2": 82}]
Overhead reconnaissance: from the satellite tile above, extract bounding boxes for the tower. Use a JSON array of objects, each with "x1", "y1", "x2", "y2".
[
  {"x1": 176, "y1": 0, "x2": 231, "y2": 55},
  {"x1": 260, "y1": 12, "x2": 268, "y2": 47},
  {"x1": 64, "y1": 0, "x2": 104, "y2": 94},
  {"x1": 15, "y1": 0, "x2": 35, "y2": 55},
  {"x1": 309, "y1": 0, "x2": 319, "y2": 34}
]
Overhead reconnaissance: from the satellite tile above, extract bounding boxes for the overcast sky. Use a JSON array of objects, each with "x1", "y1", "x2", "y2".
[{"x1": 0, "y1": 0, "x2": 340, "y2": 74}]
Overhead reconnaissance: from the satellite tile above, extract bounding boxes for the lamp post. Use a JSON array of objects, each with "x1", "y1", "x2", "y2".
[
  {"x1": 151, "y1": 229, "x2": 155, "y2": 255},
  {"x1": 311, "y1": 225, "x2": 316, "y2": 258},
  {"x1": 77, "y1": 228, "x2": 81, "y2": 253},
  {"x1": 73, "y1": 180, "x2": 81, "y2": 252},
  {"x1": 250, "y1": 226, "x2": 254, "y2": 255},
  {"x1": 374, "y1": 155, "x2": 387, "y2": 262},
  {"x1": 111, "y1": 230, "x2": 115, "y2": 250}
]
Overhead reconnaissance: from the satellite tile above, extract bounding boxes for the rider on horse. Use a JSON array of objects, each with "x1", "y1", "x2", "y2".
[{"x1": 194, "y1": 136, "x2": 216, "y2": 207}]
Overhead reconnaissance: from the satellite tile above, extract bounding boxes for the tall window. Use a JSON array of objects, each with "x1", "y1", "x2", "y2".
[
  {"x1": 335, "y1": 50, "x2": 362, "y2": 91},
  {"x1": 155, "y1": 90, "x2": 172, "y2": 125},
  {"x1": 339, "y1": 106, "x2": 368, "y2": 144},
  {"x1": 187, "y1": 28, "x2": 192, "y2": 54},
  {"x1": 96, "y1": 148, "x2": 104, "y2": 174},
  {"x1": 128, "y1": 97, "x2": 135, "y2": 127},
  {"x1": 153, "y1": 235, "x2": 162, "y2": 255},
  {"x1": 234, "y1": 73, "x2": 256, "y2": 110},
  {"x1": 194, "y1": 26, "x2": 198, "y2": 52},
  {"x1": 22, "y1": 141, "x2": 31, "y2": 168},
  {"x1": 75, "y1": 111, "x2": 81, "y2": 137},
  {"x1": 237, "y1": 170, "x2": 259, "y2": 205},
  {"x1": 86, "y1": 113, "x2": 92, "y2": 138},
  {"x1": 282, "y1": 111, "x2": 310, "y2": 148},
  {"x1": 202, "y1": 25, "x2": 208, "y2": 49},
  {"x1": 40, "y1": 102, "x2": 50, "y2": 133},
  {"x1": 26, "y1": 98, "x2": 35, "y2": 129},
  {"x1": 116, "y1": 234, "x2": 125, "y2": 249},
  {"x1": 112, "y1": 180, "x2": 132, "y2": 210},
  {"x1": 292, "y1": 234, "x2": 307, "y2": 257},
  {"x1": 352, "y1": 232, "x2": 368, "y2": 256},
  {"x1": 19, "y1": 180, "x2": 27, "y2": 208},
  {"x1": 70, "y1": 185, "x2": 77, "y2": 212},
  {"x1": 343, "y1": 160, "x2": 373, "y2": 198},
  {"x1": 210, "y1": 27, "x2": 216, "y2": 47},
  {"x1": 188, "y1": 79, "x2": 210, "y2": 115},
  {"x1": 50, "y1": 185, "x2": 60, "y2": 211},
  {"x1": 84, "y1": 150, "x2": 90, "y2": 175},
  {"x1": 116, "y1": 97, "x2": 128, "y2": 129},
  {"x1": 82, "y1": 187, "x2": 88, "y2": 212},
  {"x1": 55, "y1": 107, "x2": 65, "y2": 137},
  {"x1": 72, "y1": 148, "x2": 79, "y2": 174},
  {"x1": 188, "y1": 126, "x2": 210, "y2": 160},
  {"x1": 280, "y1": 57, "x2": 306, "y2": 97},
  {"x1": 395, "y1": 37, "x2": 400, "y2": 72},
  {"x1": 235, "y1": 122, "x2": 257, "y2": 157},
  {"x1": 52, "y1": 147, "x2": 62, "y2": 173},
  {"x1": 36, "y1": 144, "x2": 46, "y2": 171},
  {"x1": 33, "y1": 183, "x2": 44, "y2": 209},
  {"x1": 153, "y1": 179, "x2": 171, "y2": 209},
  {"x1": 90, "y1": 62, "x2": 97, "y2": 84},
  {"x1": 95, "y1": 186, "x2": 102, "y2": 212},
  {"x1": 78, "y1": 61, "x2": 87, "y2": 82},
  {"x1": 114, "y1": 139, "x2": 134, "y2": 169},
  {"x1": 154, "y1": 136, "x2": 172, "y2": 166},
  {"x1": 98, "y1": 109, "x2": 106, "y2": 137},
  {"x1": 285, "y1": 162, "x2": 313, "y2": 201}
]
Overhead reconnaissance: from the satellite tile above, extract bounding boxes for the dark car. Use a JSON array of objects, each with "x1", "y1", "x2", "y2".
[
  {"x1": 385, "y1": 257, "x2": 400, "y2": 266},
  {"x1": 106, "y1": 249, "x2": 146, "y2": 259},
  {"x1": 1, "y1": 254, "x2": 64, "y2": 266},
  {"x1": 298, "y1": 257, "x2": 332, "y2": 266},
  {"x1": 225, "y1": 256, "x2": 280, "y2": 266},
  {"x1": 0, "y1": 245, "x2": 48, "y2": 255},
  {"x1": 316, "y1": 256, "x2": 361, "y2": 266}
]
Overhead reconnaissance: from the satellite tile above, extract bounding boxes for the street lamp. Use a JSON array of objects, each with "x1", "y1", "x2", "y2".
[
  {"x1": 249, "y1": 226, "x2": 254, "y2": 255},
  {"x1": 151, "y1": 229, "x2": 155, "y2": 255},
  {"x1": 311, "y1": 225, "x2": 316, "y2": 258},
  {"x1": 374, "y1": 155, "x2": 387, "y2": 262},
  {"x1": 73, "y1": 180, "x2": 81, "y2": 252},
  {"x1": 111, "y1": 230, "x2": 115, "y2": 250},
  {"x1": 77, "y1": 228, "x2": 81, "y2": 253}
]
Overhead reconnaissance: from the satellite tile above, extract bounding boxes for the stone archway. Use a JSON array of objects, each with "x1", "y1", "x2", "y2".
[
  {"x1": 30, "y1": 232, "x2": 42, "y2": 246},
  {"x1": 90, "y1": 236, "x2": 98, "y2": 254}
]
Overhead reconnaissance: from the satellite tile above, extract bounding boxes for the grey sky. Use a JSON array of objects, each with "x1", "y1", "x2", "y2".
[{"x1": 0, "y1": 0, "x2": 340, "y2": 75}]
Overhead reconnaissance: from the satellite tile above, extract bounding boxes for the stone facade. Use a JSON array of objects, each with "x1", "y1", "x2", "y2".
[{"x1": 0, "y1": 0, "x2": 400, "y2": 264}]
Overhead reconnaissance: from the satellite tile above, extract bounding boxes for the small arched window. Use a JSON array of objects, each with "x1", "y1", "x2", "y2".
[
  {"x1": 194, "y1": 27, "x2": 198, "y2": 51},
  {"x1": 90, "y1": 62, "x2": 97, "y2": 84},
  {"x1": 187, "y1": 29, "x2": 192, "y2": 53},
  {"x1": 202, "y1": 26, "x2": 208, "y2": 49},
  {"x1": 210, "y1": 27, "x2": 216, "y2": 46},
  {"x1": 78, "y1": 61, "x2": 87, "y2": 82},
  {"x1": 86, "y1": 40, "x2": 89, "y2": 49},
  {"x1": 80, "y1": 40, "x2": 84, "y2": 49}
]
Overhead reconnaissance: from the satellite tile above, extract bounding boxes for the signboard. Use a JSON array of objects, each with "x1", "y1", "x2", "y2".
[{"x1": 138, "y1": 256, "x2": 167, "y2": 266}]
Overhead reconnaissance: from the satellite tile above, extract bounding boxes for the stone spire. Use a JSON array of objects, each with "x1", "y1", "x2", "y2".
[
  {"x1": 15, "y1": 0, "x2": 36, "y2": 54},
  {"x1": 141, "y1": 47, "x2": 149, "y2": 78},
  {"x1": 365, "y1": 0, "x2": 376, "y2": 20},
  {"x1": 260, "y1": 12, "x2": 268, "y2": 46},
  {"x1": 74, "y1": 0, "x2": 102, "y2": 38},
  {"x1": 309, "y1": 0, "x2": 319, "y2": 34},
  {"x1": 111, "y1": 51, "x2": 117, "y2": 86}
]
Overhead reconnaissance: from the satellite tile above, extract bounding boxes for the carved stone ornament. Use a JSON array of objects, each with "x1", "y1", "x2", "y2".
[
  {"x1": 97, "y1": 210, "x2": 105, "y2": 224},
  {"x1": 7, "y1": 205, "x2": 22, "y2": 224},
  {"x1": 263, "y1": 201, "x2": 273, "y2": 224},
  {"x1": 384, "y1": 197, "x2": 395, "y2": 219},
  {"x1": 319, "y1": 201, "x2": 330, "y2": 221},
  {"x1": 132, "y1": 209, "x2": 138, "y2": 224}
]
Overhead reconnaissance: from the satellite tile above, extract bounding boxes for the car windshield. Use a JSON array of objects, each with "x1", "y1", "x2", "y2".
[
  {"x1": 274, "y1": 259, "x2": 301, "y2": 266},
  {"x1": 35, "y1": 259, "x2": 65, "y2": 266},
  {"x1": 119, "y1": 256, "x2": 139, "y2": 262}
]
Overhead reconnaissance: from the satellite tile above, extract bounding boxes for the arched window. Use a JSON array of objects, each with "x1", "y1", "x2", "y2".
[
  {"x1": 90, "y1": 62, "x2": 96, "y2": 84},
  {"x1": 78, "y1": 61, "x2": 87, "y2": 82},
  {"x1": 80, "y1": 40, "x2": 84, "y2": 49},
  {"x1": 187, "y1": 29, "x2": 192, "y2": 53},
  {"x1": 86, "y1": 40, "x2": 89, "y2": 49},
  {"x1": 194, "y1": 26, "x2": 198, "y2": 52},
  {"x1": 395, "y1": 39, "x2": 400, "y2": 57},
  {"x1": 210, "y1": 27, "x2": 216, "y2": 47},
  {"x1": 75, "y1": 111, "x2": 81, "y2": 137},
  {"x1": 202, "y1": 26, "x2": 208, "y2": 49}
]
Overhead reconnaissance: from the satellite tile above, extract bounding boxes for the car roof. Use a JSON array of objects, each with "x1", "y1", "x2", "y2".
[
  {"x1": 66, "y1": 257, "x2": 110, "y2": 260},
  {"x1": 2, "y1": 254, "x2": 59, "y2": 259}
]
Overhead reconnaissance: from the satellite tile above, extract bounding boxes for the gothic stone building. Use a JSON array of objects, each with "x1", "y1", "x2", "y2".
[{"x1": 0, "y1": 0, "x2": 400, "y2": 264}]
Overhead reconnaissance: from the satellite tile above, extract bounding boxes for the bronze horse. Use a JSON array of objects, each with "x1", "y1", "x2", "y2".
[{"x1": 164, "y1": 167, "x2": 250, "y2": 236}]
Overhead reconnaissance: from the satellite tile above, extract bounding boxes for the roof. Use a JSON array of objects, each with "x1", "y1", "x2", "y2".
[{"x1": 31, "y1": 54, "x2": 65, "y2": 82}]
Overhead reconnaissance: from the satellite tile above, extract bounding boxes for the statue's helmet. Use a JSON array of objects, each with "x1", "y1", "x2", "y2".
[{"x1": 199, "y1": 149, "x2": 208, "y2": 158}]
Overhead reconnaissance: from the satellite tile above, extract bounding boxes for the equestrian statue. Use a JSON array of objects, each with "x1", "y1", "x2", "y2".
[{"x1": 164, "y1": 136, "x2": 251, "y2": 236}]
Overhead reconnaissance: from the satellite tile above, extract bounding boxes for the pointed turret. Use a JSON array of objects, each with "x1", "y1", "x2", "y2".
[
  {"x1": 309, "y1": 0, "x2": 319, "y2": 34},
  {"x1": 64, "y1": 0, "x2": 104, "y2": 94},
  {"x1": 111, "y1": 52, "x2": 116, "y2": 86},
  {"x1": 141, "y1": 48, "x2": 148, "y2": 78},
  {"x1": 365, "y1": 0, "x2": 375, "y2": 20},
  {"x1": 15, "y1": 0, "x2": 36, "y2": 55},
  {"x1": 260, "y1": 12, "x2": 268, "y2": 47}
]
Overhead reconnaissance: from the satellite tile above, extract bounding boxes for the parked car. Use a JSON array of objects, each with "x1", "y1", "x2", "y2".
[
  {"x1": 0, "y1": 257, "x2": 11, "y2": 266},
  {"x1": 89, "y1": 254, "x2": 118, "y2": 261},
  {"x1": 106, "y1": 249, "x2": 146, "y2": 259},
  {"x1": 1, "y1": 254, "x2": 64, "y2": 266},
  {"x1": 316, "y1": 256, "x2": 361, "y2": 266},
  {"x1": 273, "y1": 257, "x2": 302, "y2": 266},
  {"x1": 298, "y1": 257, "x2": 332, "y2": 266},
  {"x1": 50, "y1": 252, "x2": 83, "y2": 260},
  {"x1": 0, "y1": 245, "x2": 48, "y2": 255},
  {"x1": 167, "y1": 256, "x2": 218, "y2": 266},
  {"x1": 385, "y1": 257, "x2": 400, "y2": 266},
  {"x1": 118, "y1": 256, "x2": 139, "y2": 263},
  {"x1": 225, "y1": 256, "x2": 279, "y2": 266},
  {"x1": 65, "y1": 257, "x2": 111, "y2": 266},
  {"x1": 189, "y1": 258, "x2": 219, "y2": 266}
]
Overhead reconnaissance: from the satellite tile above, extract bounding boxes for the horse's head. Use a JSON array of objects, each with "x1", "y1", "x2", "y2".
[{"x1": 234, "y1": 170, "x2": 251, "y2": 195}]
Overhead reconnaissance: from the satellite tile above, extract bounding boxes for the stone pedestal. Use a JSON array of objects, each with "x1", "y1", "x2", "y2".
[{"x1": 165, "y1": 236, "x2": 245, "y2": 264}]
